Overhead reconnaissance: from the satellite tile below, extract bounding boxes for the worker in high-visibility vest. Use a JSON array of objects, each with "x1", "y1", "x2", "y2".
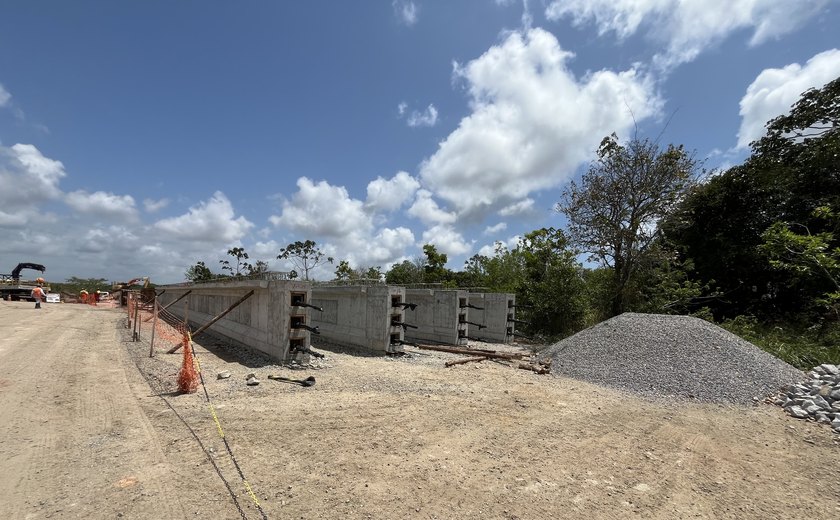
[{"x1": 31, "y1": 285, "x2": 46, "y2": 309}]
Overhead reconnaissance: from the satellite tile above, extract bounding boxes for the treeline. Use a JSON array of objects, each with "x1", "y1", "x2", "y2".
[{"x1": 187, "y1": 78, "x2": 839, "y2": 368}]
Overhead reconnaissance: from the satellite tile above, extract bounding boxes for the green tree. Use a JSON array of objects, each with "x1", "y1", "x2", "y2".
[
  {"x1": 360, "y1": 266, "x2": 383, "y2": 281},
  {"x1": 760, "y1": 207, "x2": 840, "y2": 317},
  {"x1": 248, "y1": 260, "x2": 270, "y2": 276},
  {"x1": 277, "y1": 240, "x2": 333, "y2": 281},
  {"x1": 514, "y1": 228, "x2": 587, "y2": 337},
  {"x1": 558, "y1": 133, "x2": 700, "y2": 316},
  {"x1": 422, "y1": 244, "x2": 451, "y2": 283},
  {"x1": 219, "y1": 247, "x2": 251, "y2": 276},
  {"x1": 185, "y1": 261, "x2": 216, "y2": 282},
  {"x1": 334, "y1": 260, "x2": 355, "y2": 281},
  {"x1": 52, "y1": 277, "x2": 111, "y2": 295},
  {"x1": 664, "y1": 77, "x2": 840, "y2": 319},
  {"x1": 385, "y1": 259, "x2": 425, "y2": 285}
]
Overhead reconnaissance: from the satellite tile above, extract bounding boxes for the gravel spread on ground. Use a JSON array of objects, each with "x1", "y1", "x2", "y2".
[{"x1": 542, "y1": 313, "x2": 804, "y2": 405}]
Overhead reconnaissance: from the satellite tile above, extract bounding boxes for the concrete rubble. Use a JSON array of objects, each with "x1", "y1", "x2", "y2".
[{"x1": 771, "y1": 363, "x2": 840, "y2": 434}]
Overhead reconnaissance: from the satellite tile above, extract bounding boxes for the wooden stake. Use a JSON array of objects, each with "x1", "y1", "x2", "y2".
[
  {"x1": 167, "y1": 290, "x2": 255, "y2": 353},
  {"x1": 149, "y1": 299, "x2": 158, "y2": 357},
  {"x1": 445, "y1": 356, "x2": 487, "y2": 367},
  {"x1": 161, "y1": 290, "x2": 191, "y2": 312},
  {"x1": 416, "y1": 343, "x2": 524, "y2": 360}
]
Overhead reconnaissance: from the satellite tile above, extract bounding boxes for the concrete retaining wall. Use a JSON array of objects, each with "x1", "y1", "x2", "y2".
[
  {"x1": 157, "y1": 279, "x2": 312, "y2": 363},
  {"x1": 311, "y1": 285, "x2": 407, "y2": 353},
  {"x1": 403, "y1": 289, "x2": 469, "y2": 346},
  {"x1": 467, "y1": 292, "x2": 515, "y2": 343}
]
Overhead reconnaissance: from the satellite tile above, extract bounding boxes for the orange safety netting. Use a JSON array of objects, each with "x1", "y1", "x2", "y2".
[{"x1": 177, "y1": 331, "x2": 199, "y2": 394}]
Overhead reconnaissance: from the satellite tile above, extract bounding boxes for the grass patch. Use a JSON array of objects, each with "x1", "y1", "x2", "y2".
[{"x1": 718, "y1": 315, "x2": 840, "y2": 370}]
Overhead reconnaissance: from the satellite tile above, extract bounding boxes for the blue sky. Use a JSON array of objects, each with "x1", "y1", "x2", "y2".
[{"x1": 1, "y1": 1, "x2": 839, "y2": 284}]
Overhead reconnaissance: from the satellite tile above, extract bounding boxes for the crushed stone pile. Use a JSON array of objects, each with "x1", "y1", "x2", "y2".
[
  {"x1": 542, "y1": 313, "x2": 804, "y2": 405},
  {"x1": 770, "y1": 364, "x2": 840, "y2": 433}
]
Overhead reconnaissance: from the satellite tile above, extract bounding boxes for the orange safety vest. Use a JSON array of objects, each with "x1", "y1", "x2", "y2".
[{"x1": 31, "y1": 287, "x2": 44, "y2": 299}]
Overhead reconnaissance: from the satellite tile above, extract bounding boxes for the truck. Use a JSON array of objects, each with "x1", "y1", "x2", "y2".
[{"x1": 0, "y1": 263, "x2": 50, "y2": 301}]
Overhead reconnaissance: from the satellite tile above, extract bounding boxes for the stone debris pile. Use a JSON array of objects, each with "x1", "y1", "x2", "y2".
[
  {"x1": 542, "y1": 313, "x2": 804, "y2": 405},
  {"x1": 771, "y1": 363, "x2": 840, "y2": 434}
]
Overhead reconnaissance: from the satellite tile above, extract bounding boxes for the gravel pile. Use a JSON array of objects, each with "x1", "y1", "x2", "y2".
[
  {"x1": 770, "y1": 364, "x2": 840, "y2": 433},
  {"x1": 542, "y1": 313, "x2": 804, "y2": 405}
]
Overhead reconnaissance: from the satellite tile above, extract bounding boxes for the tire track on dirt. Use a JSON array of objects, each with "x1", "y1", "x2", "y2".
[{"x1": 0, "y1": 303, "x2": 187, "y2": 519}]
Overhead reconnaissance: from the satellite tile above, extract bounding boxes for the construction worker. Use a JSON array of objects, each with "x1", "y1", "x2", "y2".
[{"x1": 31, "y1": 284, "x2": 45, "y2": 309}]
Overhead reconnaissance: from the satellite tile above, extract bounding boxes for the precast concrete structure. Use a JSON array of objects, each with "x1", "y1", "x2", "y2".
[
  {"x1": 157, "y1": 279, "x2": 314, "y2": 363},
  {"x1": 310, "y1": 285, "x2": 408, "y2": 354},
  {"x1": 467, "y1": 292, "x2": 516, "y2": 343},
  {"x1": 403, "y1": 289, "x2": 470, "y2": 346}
]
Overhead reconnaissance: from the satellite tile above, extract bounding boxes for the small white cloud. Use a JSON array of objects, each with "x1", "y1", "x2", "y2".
[
  {"x1": 407, "y1": 189, "x2": 457, "y2": 225},
  {"x1": 365, "y1": 171, "x2": 421, "y2": 212},
  {"x1": 65, "y1": 190, "x2": 139, "y2": 220},
  {"x1": 477, "y1": 234, "x2": 521, "y2": 257},
  {"x1": 397, "y1": 102, "x2": 408, "y2": 116},
  {"x1": 393, "y1": 0, "x2": 419, "y2": 26},
  {"x1": 421, "y1": 224, "x2": 473, "y2": 256},
  {"x1": 143, "y1": 197, "x2": 170, "y2": 213},
  {"x1": 407, "y1": 104, "x2": 439, "y2": 127},
  {"x1": 154, "y1": 191, "x2": 253, "y2": 243},
  {"x1": 737, "y1": 48, "x2": 840, "y2": 148},
  {"x1": 498, "y1": 198, "x2": 536, "y2": 217},
  {"x1": 545, "y1": 0, "x2": 830, "y2": 71},
  {"x1": 0, "y1": 83, "x2": 10, "y2": 107},
  {"x1": 483, "y1": 222, "x2": 508, "y2": 235}
]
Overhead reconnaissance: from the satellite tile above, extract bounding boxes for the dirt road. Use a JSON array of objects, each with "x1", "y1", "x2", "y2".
[{"x1": 1, "y1": 301, "x2": 838, "y2": 519}]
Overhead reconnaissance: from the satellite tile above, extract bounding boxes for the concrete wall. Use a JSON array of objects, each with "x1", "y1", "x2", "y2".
[
  {"x1": 467, "y1": 292, "x2": 515, "y2": 343},
  {"x1": 403, "y1": 289, "x2": 469, "y2": 346},
  {"x1": 157, "y1": 279, "x2": 312, "y2": 363},
  {"x1": 311, "y1": 285, "x2": 406, "y2": 353}
]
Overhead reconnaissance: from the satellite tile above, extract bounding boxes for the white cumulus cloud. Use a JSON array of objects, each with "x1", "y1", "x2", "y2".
[
  {"x1": 421, "y1": 224, "x2": 473, "y2": 256},
  {"x1": 65, "y1": 190, "x2": 139, "y2": 220},
  {"x1": 270, "y1": 177, "x2": 372, "y2": 238},
  {"x1": 270, "y1": 177, "x2": 416, "y2": 270},
  {"x1": 545, "y1": 0, "x2": 830, "y2": 71},
  {"x1": 407, "y1": 189, "x2": 457, "y2": 225},
  {"x1": 737, "y1": 48, "x2": 840, "y2": 148},
  {"x1": 365, "y1": 171, "x2": 421, "y2": 212},
  {"x1": 154, "y1": 191, "x2": 253, "y2": 243},
  {"x1": 420, "y1": 28, "x2": 660, "y2": 219},
  {"x1": 0, "y1": 144, "x2": 66, "y2": 217}
]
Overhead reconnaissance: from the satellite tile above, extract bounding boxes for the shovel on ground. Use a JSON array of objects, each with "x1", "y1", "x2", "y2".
[{"x1": 267, "y1": 375, "x2": 316, "y2": 387}]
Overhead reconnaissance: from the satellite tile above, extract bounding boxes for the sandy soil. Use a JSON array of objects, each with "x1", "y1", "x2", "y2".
[{"x1": 1, "y1": 301, "x2": 838, "y2": 520}]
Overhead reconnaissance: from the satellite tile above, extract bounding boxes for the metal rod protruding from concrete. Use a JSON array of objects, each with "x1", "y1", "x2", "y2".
[{"x1": 392, "y1": 302, "x2": 417, "y2": 311}]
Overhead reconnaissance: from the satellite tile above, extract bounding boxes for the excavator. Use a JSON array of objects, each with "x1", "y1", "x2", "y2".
[
  {"x1": 112, "y1": 277, "x2": 150, "y2": 291},
  {"x1": 112, "y1": 277, "x2": 151, "y2": 306},
  {"x1": 0, "y1": 263, "x2": 50, "y2": 301}
]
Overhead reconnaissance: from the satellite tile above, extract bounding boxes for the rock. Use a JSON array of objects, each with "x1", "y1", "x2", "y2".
[
  {"x1": 217, "y1": 371, "x2": 231, "y2": 380},
  {"x1": 819, "y1": 363, "x2": 839, "y2": 375},
  {"x1": 785, "y1": 405, "x2": 810, "y2": 419},
  {"x1": 812, "y1": 366, "x2": 826, "y2": 376},
  {"x1": 804, "y1": 404, "x2": 822, "y2": 415},
  {"x1": 829, "y1": 388, "x2": 840, "y2": 401},
  {"x1": 246, "y1": 374, "x2": 260, "y2": 386},
  {"x1": 832, "y1": 419, "x2": 840, "y2": 432},
  {"x1": 811, "y1": 395, "x2": 831, "y2": 410},
  {"x1": 815, "y1": 412, "x2": 831, "y2": 424},
  {"x1": 807, "y1": 371, "x2": 820, "y2": 379}
]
